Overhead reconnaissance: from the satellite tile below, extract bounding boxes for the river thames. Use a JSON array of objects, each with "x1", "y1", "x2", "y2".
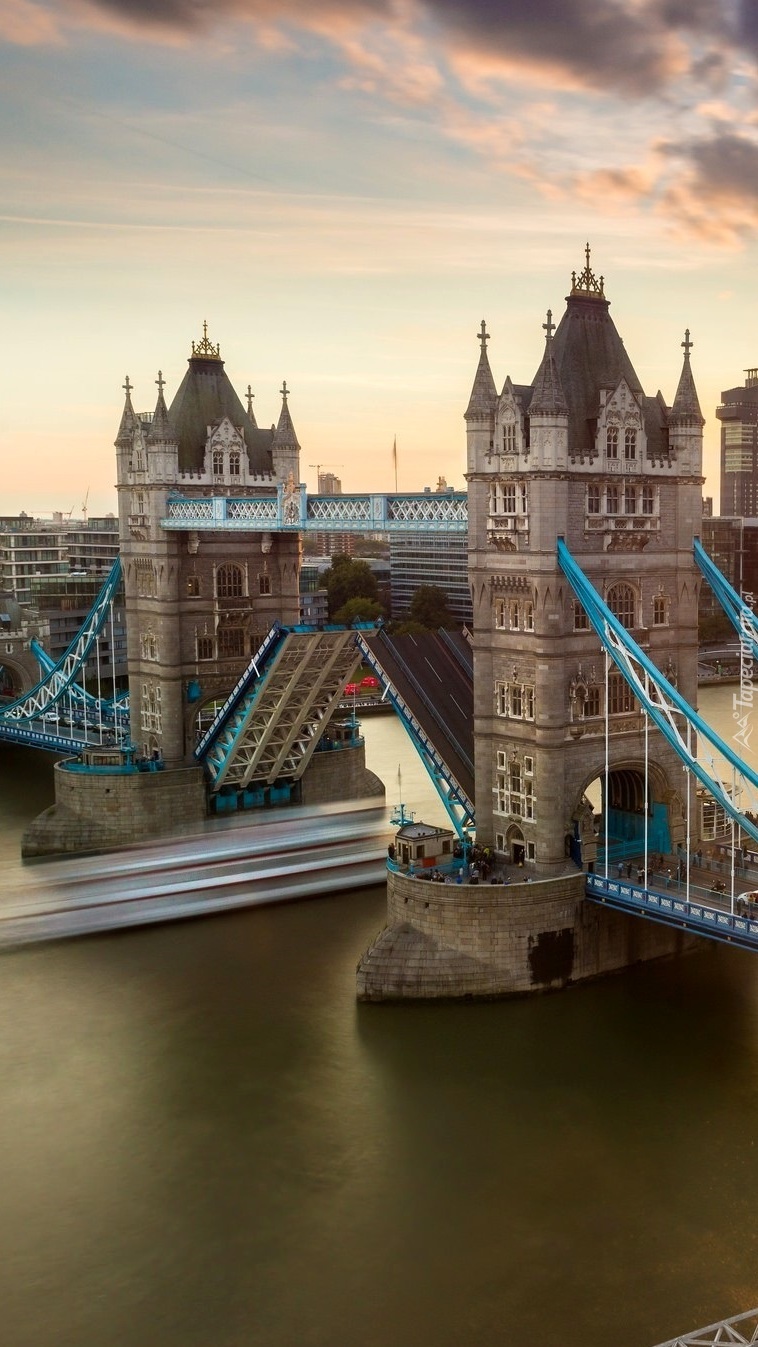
[{"x1": 1, "y1": 690, "x2": 757, "y2": 1347}]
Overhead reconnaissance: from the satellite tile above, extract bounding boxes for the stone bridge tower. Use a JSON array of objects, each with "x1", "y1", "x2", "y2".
[
  {"x1": 466, "y1": 248, "x2": 704, "y2": 873},
  {"x1": 115, "y1": 326, "x2": 301, "y2": 766}
]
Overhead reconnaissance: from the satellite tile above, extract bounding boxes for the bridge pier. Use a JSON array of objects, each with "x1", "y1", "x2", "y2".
[
  {"x1": 356, "y1": 868, "x2": 695, "y2": 1000},
  {"x1": 21, "y1": 738, "x2": 385, "y2": 858}
]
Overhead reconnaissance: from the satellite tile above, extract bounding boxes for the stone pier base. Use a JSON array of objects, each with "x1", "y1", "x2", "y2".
[
  {"x1": 22, "y1": 742, "x2": 385, "y2": 859},
  {"x1": 356, "y1": 868, "x2": 695, "y2": 1000},
  {"x1": 22, "y1": 762, "x2": 208, "y2": 858}
]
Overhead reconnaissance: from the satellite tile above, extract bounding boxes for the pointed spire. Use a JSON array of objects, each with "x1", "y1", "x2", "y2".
[
  {"x1": 465, "y1": 320, "x2": 497, "y2": 420},
  {"x1": 148, "y1": 370, "x2": 177, "y2": 444},
  {"x1": 246, "y1": 384, "x2": 258, "y2": 428},
  {"x1": 273, "y1": 380, "x2": 300, "y2": 449},
  {"x1": 115, "y1": 374, "x2": 138, "y2": 447},
  {"x1": 671, "y1": 328, "x2": 704, "y2": 424},
  {"x1": 530, "y1": 310, "x2": 568, "y2": 415}
]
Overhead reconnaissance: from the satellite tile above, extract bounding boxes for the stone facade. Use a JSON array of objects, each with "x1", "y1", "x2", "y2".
[
  {"x1": 115, "y1": 332, "x2": 301, "y2": 768},
  {"x1": 356, "y1": 870, "x2": 694, "y2": 1000},
  {"x1": 22, "y1": 760, "x2": 207, "y2": 857},
  {"x1": 466, "y1": 252, "x2": 704, "y2": 871},
  {"x1": 358, "y1": 248, "x2": 705, "y2": 1001}
]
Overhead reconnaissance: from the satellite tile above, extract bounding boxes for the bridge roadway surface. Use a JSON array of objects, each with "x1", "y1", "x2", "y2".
[
  {"x1": 363, "y1": 629, "x2": 475, "y2": 806},
  {"x1": 0, "y1": 801, "x2": 393, "y2": 948}
]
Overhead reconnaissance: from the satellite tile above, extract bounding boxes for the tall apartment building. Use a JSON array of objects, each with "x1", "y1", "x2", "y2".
[
  {"x1": 66, "y1": 516, "x2": 119, "y2": 573},
  {"x1": 0, "y1": 519, "x2": 69, "y2": 605},
  {"x1": 717, "y1": 369, "x2": 758, "y2": 515}
]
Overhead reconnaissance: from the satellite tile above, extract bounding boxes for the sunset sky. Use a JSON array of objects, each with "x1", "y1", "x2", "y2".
[{"x1": 4, "y1": 0, "x2": 758, "y2": 514}]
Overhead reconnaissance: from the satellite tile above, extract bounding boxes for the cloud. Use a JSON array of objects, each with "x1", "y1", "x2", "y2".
[
  {"x1": 0, "y1": 0, "x2": 65, "y2": 44},
  {"x1": 657, "y1": 131, "x2": 758, "y2": 244}
]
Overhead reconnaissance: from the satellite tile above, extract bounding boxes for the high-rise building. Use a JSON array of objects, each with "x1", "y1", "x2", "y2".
[
  {"x1": 717, "y1": 369, "x2": 758, "y2": 516},
  {"x1": 0, "y1": 519, "x2": 69, "y2": 605}
]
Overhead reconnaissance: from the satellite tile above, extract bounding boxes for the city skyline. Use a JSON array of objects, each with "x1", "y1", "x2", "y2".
[{"x1": 5, "y1": 0, "x2": 758, "y2": 513}]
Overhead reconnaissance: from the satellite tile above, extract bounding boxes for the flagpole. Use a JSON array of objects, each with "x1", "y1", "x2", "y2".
[{"x1": 393, "y1": 435, "x2": 398, "y2": 492}]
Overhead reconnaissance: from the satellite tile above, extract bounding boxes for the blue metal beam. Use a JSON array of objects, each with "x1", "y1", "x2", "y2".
[
  {"x1": 557, "y1": 538, "x2": 758, "y2": 848},
  {"x1": 694, "y1": 536, "x2": 758, "y2": 663}
]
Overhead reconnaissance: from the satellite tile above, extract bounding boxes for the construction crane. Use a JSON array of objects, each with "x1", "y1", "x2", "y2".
[
  {"x1": 81, "y1": 487, "x2": 89, "y2": 524},
  {"x1": 309, "y1": 463, "x2": 344, "y2": 492}
]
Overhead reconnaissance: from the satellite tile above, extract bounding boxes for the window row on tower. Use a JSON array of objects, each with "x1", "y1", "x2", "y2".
[
  {"x1": 494, "y1": 597, "x2": 534, "y2": 632},
  {"x1": 587, "y1": 483, "x2": 657, "y2": 516}
]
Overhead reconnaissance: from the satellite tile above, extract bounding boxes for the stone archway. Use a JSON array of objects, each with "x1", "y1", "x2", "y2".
[
  {"x1": 572, "y1": 759, "x2": 673, "y2": 868},
  {"x1": 505, "y1": 823, "x2": 526, "y2": 867}
]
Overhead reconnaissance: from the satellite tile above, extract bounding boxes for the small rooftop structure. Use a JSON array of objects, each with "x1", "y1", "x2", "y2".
[{"x1": 395, "y1": 821, "x2": 454, "y2": 869}]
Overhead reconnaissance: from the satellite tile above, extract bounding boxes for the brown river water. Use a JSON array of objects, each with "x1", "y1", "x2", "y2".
[{"x1": 0, "y1": 693, "x2": 757, "y2": 1347}]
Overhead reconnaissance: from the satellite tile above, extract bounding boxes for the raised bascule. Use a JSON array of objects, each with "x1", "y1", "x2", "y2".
[{"x1": 5, "y1": 250, "x2": 758, "y2": 997}]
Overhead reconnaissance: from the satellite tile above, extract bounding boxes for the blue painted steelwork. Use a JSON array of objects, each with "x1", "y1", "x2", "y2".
[
  {"x1": 586, "y1": 872, "x2": 758, "y2": 952},
  {"x1": 694, "y1": 536, "x2": 758, "y2": 661},
  {"x1": 162, "y1": 488, "x2": 467, "y2": 534},
  {"x1": 194, "y1": 623, "x2": 287, "y2": 761},
  {"x1": 557, "y1": 539, "x2": 758, "y2": 848},
  {"x1": 0, "y1": 558, "x2": 130, "y2": 752},
  {"x1": 30, "y1": 638, "x2": 129, "y2": 725},
  {"x1": 354, "y1": 631, "x2": 475, "y2": 840}
]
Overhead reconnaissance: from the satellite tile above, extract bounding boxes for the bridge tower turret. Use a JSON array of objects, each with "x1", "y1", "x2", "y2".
[
  {"x1": 115, "y1": 326, "x2": 301, "y2": 767},
  {"x1": 467, "y1": 247, "x2": 704, "y2": 874}
]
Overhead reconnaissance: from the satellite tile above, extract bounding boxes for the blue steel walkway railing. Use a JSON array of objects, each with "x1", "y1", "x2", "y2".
[
  {"x1": 162, "y1": 488, "x2": 467, "y2": 534},
  {"x1": 586, "y1": 872, "x2": 758, "y2": 953}
]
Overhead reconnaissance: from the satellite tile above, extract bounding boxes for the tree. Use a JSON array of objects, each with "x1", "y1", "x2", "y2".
[
  {"x1": 323, "y1": 554, "x2": 379, "y2": 617},
  {"x1": 333, "y1": 597, "x2": 384, "y2": 624},
  {"x1": 408, "y1": 584, "x2": 455, "y2": 631}
]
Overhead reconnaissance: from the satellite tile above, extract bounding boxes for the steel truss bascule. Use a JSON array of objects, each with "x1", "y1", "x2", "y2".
[
  {"x1": 354, "y1": 632, "x2": 475, "y2": 840},
  {"x1": 557, "y1": 540, "x2": 758, "y2": 851},
  {"x1": 652, "y1": 1307, "x2": 758, "y2": 1346},
  {"x1": 199, "y1": 627, "x2": 372, "y2": 791}
]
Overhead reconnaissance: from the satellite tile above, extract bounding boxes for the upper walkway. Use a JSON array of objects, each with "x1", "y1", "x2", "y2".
[{"x1": 162, "y1": 488, "x2": 467, "y2": 534}]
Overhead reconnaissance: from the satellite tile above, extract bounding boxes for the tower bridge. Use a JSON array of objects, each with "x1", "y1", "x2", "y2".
[{"x1": 7, "y1": 250, "x2": 758, "y2": 996}]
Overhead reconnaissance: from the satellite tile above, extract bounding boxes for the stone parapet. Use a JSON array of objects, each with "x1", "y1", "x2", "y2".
[{"x1": 356, "y1": 868, "x2": 694, "y2": 1000}]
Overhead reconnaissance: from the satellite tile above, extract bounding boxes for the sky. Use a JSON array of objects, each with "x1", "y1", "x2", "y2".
[{"x1": 3, "y1": 0, "x2": 758, "y2": 515}]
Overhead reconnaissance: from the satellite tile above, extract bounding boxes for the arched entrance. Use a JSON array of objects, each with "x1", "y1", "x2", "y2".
[
  {"x1": 573, "y1": 762, "x2": 672, "y2": 869},
  {"x1": 505, "y1": 823, "x2": 526, "y2": 867}
]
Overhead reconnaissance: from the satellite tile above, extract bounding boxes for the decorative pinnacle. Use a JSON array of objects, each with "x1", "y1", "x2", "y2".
[
  {"x1": 478, "y1": 319, "x2": 489, "y2": 352},
  {"x1": 122, "y1": 375, "x2": 133, "y2": 397},
  {"x1": 543, "y1": 309, "x2": 555, "y2": 342},
  {"x1": 156, "y1": 370, "x2": 165, "y2": 395},
  {"x1": 682, "y1": 328, "x2": 693, "y2": 359},
  {"x1": 570, "y1": 242, "x2": 605, "y2": 298},
  {"x1": 246, "y1": 384, "x2": 255, "y2": 416},
  {"x1": 191, "y1": 320, "x2": 222, "y2": 360},
  {"x1": 280, "y1": 380, "x2": 289, "y2": 402}
]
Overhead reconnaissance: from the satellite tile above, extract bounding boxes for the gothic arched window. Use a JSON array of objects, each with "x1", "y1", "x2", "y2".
[
  {"x1": 216, "y1": 564, "x2": 244, "y2": 599},
  {"x1": 229, "y1": 451, "x2": 241, "y2": 477},
  {"x1": 212, "y1": 448, "x2": 224, "y2": 476},
  {"x1": 607, "y1": 582, "x2": 636, "y2": 630}
]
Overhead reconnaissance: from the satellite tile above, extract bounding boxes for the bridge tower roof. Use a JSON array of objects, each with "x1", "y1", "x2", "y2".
[{"x1": 166, "y1": 324, "x2": 274, "y2": 473}]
